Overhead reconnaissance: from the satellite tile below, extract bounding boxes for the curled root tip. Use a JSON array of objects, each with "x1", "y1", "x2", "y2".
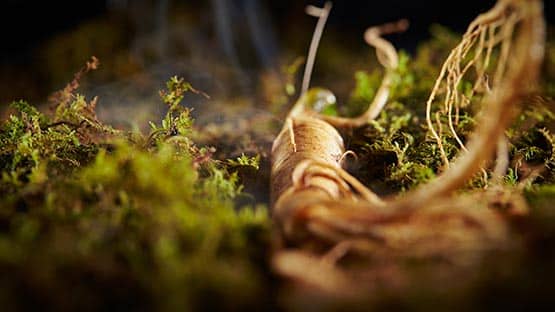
[
  {"x1": 338, "y1": 150, "x2": 357, "y2": 166},
  {"x1": 365, "y1": 18, "x2": 410, "y2": 40}
]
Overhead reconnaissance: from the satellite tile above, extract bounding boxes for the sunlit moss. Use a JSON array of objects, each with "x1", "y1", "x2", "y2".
[{"x1": 0, "y1": 74, "x2": 270, "y2": 310}]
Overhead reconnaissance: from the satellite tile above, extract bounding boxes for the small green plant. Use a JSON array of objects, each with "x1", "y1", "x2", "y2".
[{"x1": 228, "y1": 153, "x2": 260, "y2": 170}]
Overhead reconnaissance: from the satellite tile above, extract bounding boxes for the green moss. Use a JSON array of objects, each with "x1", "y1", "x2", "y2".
[
  {"x1": 0, "y1": 74, "x2": 271, "y2": 310},
  {"x1": 346, "y1": 49, "x2": 444, "y2": 190}
]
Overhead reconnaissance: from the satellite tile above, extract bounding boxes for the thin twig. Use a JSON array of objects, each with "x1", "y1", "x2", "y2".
[{"x1": 301, "y1": 2, "x2": 332, "y2": 95}]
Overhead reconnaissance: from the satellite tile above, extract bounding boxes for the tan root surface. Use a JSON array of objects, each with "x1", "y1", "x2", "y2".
[{"x1": 271, "y1": 0, "x2": 545, "y2": 295}]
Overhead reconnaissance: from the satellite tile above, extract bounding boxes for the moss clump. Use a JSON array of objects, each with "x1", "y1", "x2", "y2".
[
  {"x1": 345, "y1": 50, "x2": 462, "y2": 192},
  {"x1": 0, "y1": 68, "x2": 271, "y2": 310},
  {"x1": 345, "y1": 28, "x2": 555, "y2": 193}
]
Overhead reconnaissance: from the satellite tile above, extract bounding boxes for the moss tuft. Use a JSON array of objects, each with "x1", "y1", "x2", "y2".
[{"x1": 0, "y1": 71, "x2": 271, "y2": 310}]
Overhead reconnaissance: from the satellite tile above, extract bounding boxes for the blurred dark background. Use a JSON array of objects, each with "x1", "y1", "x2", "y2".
[
  {"x1": 0, "y1": 0, "x2": 553, "y2": 123},
  {"x1": 1, "y1": 0, "x2": 513, "y2": 59}
]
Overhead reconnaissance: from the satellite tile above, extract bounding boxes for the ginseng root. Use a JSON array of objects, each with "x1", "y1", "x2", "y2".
[{"x1": 271, "y1": 0, "x2": 545, "y2": 293}]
